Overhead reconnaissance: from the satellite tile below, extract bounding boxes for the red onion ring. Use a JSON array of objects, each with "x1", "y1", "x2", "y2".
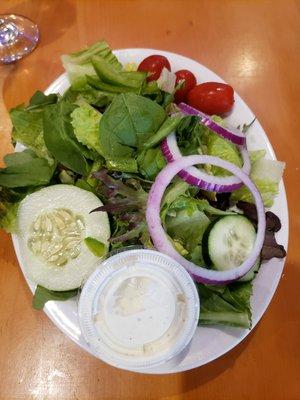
[
  {"x1": 146, "y1": 155, "x2": 266, "y2": 285},
  {"x1": 178, "y1": 102, "x2": 246, "y2": 146},
  {"x1": 161, "y1": 132, "x2": 251, "y2": 192}
]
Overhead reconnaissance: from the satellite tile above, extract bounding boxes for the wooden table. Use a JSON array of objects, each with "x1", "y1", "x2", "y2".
[{"x1": 0, "y1": 1, "x2": 299, "y2": 399}]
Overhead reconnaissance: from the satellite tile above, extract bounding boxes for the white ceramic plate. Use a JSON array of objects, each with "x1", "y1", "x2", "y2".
[{"x1": 12, "y1": 49, "x2": 288, "y2": 374}]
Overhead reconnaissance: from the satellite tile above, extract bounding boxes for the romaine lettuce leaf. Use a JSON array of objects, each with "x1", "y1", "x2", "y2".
[
  {"x1": 249, "y1": 149, "x2": 266, "y2": 163},
  {"x1": 176, "y1": 115, "x2": 242, "y2": 175},
  {"x1": 165, "y1": 202, "x2": 210, "y2": 252},
  {"x1": 204, "y1": 132, "x2": 243, "y2": 176},
  {"x1": 197, "y1": 282, "x2": 252, "y2": 328},
  {"x1": 164, "y1": 195, "x2": 233, "y2": 258},
  {"x1": 231, "y1": 158, "x2": 285, "y2": 207},
  {"x1": 156, "y1": 67, "x2": 176, "y2": 93},
  {"x1": 86, "y1": 75, "x2": 140, "y2": 94},
  {"x1": 71, "y1": 102, "x2": 103, "y2": 155},
  {"x1": 61, "y1": 40, "x2": 122, "y2": 89},
  {"x1": 62, "y1": 85, "x2": 115, "y2": 108},
  {"x1": 91, "y1": 56, "x2": 146, "y2": 91}
]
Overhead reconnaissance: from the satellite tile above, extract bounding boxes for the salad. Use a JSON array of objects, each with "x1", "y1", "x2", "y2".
[{"x1": 0, "y1": 40, "x2": 286, "y2": 328}]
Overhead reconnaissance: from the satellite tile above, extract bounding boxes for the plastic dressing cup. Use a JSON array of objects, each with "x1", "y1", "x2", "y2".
[{"x1": 78, "y1": 249, "x2": 199, "y2": 372}]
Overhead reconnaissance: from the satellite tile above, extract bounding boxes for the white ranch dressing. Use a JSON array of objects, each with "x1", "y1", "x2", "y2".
[
  {"x1": 94, "y1": 266, "x2": 186, "y2": 357},
  {"x1": 79, "y1": 249, "x2": 199, "y2": 370}
]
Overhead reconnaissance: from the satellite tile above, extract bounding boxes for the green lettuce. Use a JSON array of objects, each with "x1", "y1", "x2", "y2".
[
  {"x1": 137, "y1": 147, "x2": 166, "y2": 180},
  {"x1": 10, "y1": 91, "x2": 58, "y2": 164},
  {"x1": 62, "y1": 85, "x2": 115, "y2": 108},
  {"x1": 176, "y1": 115, "x2": 203, "y2": 156},
  {"x1": 204, "y1": 132, "x2": 242, "y2": 176},
  {"x1": 141, "y1": 81, "x2": 174, "y2": 108},
  {"x1": 142, "y1": 115, "x2": 182, "y2": 149},
  {"x1": 61, "y1": 40, "x2": 122, "y2": 89},
  {"x1": 163, "y1": 193, "x2": 233, "y2": 264},
  {"x1": 33, "y1": 285, "x2": 78, "y2": 310},
  {"x1": 232, "y1": 157, "x2": 285, "y2": 207},
  {"x1": 249, "y1": 149, "x2": 266, "y2": 163},
  {"x1": 91, "y1": 56, "x2": 146, "y2": 92},
  {"x1": 176, "y1": 115, "x2": 242, "y2": 175},
  {"x1": 99, "y1": 93, "x2": 166, "y2": 159},
  {"x1": 0, "y1": 150, "x2": 56, "y2": 188},
  {"x1": 106, "y1": 157, "x2": 138, "y2": 173},
  {"x1": 71, "y1": 102, "x2": 103, "y2": 155},
  {"x1": 0, "y1": 199, "x2": 19, "y2": 233},
  {"x1": 43, "y1": 101, "x2": 90, "y2": 176},
  {"x1": 86, "y1": 75, "x2": 140, "y2": 94},
  {"x1": 165, "y1": 200, "x2": 210, "y2": 253},
  {"x1": 197, "y1": 281, "x2": 252, "y2": 328}
]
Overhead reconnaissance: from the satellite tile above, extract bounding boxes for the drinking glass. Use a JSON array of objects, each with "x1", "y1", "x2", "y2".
[{"x1": 0, "y1": 14, "x2": 39, "y2": 63}]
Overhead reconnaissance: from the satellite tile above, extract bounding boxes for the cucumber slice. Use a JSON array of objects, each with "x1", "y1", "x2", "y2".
[
  {"x1": 238, "y1": 257, "x2": 260, "y2": 282},
  {"x1": 206, "y1": 215, "x2": 256, "y2": 271},
  {"x1": 17, "y1": 184, "x2": 110, "y2": 291}
]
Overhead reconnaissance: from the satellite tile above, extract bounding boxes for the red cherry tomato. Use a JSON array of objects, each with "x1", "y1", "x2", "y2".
[
  {"x1": 138, "y1": 55, "x2": 171, "y2": 82},
  {"x1": 187, "y1": 82, "x2": 234, "y2": 115},
  {"x1": 174, "y1": 70, "x2": 197, "y2": 103}
]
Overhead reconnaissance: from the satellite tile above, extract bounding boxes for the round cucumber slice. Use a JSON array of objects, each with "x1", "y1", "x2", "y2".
[
  {"x1": 238, "y1": 257, "x2": 260, "y2": 282},
  {"x1": 207, "y1": 215, "x2": 256, "y2": 271},
  {"x1": 17, "y1": 184, "x2": 110, "y2": 291}
]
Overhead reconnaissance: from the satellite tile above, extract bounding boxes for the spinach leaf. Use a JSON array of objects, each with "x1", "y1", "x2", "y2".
[
  {"x1": 137, "y1": 147, "x2": 166, "y2": 180},
  {"x1": 28, "y1": 90, "x2": 58, "y2": 109},
  {"x1": 43, "y1": 101, "x2": 89, "y2": 176},
  {"x1": 99, "y1": 93, "x2": 166, "y2": 159},
  {"x1": 10, "y1": 91, "x2": 58, "y2": 164},
  {"x1": 0, "y1": 150, "x2": 55, "y2": 188},
  {"x1": 33, "y1": 285, "x2": 78, "y2": 310}
]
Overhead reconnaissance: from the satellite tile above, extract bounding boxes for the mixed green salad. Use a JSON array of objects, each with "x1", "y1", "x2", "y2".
[{"x1": 0, "y1": 40, "x2": 286, "y2": 328}]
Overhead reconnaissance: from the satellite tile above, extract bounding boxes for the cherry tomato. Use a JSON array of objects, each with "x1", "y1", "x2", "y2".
[
  {"x1": 138, "y1": 55, "x2": 171, "y2": 82},
  {"x1": 174, "y1": 70, "x2": 197, "y2": 103},
  {"x1": 187, "y1": 82, "x2": 234, "y2": 115}
]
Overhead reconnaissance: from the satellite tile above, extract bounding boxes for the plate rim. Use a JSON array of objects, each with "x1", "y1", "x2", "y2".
[{"x1": 12, "y1": 48, "x2": 289, "y2": 374}]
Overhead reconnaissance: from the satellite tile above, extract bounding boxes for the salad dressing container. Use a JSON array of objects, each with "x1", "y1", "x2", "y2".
[{"x1": 78, "y1": 249, "x2": 199, "y2": 372}]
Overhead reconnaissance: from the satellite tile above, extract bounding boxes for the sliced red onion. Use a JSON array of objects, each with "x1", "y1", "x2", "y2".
[
  {"x1": 161, "y1": 132, "x2": 251, "y2": 192},
  {"x1": 178, "y1": 102, "x2": 246, "y2": 146},
  {"x1": 146, "y1": 155, "x2": 266, "y2": 285}
]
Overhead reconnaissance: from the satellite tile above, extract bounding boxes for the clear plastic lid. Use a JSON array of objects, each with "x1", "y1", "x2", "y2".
[{"x1": 78, "y1": 249, "x2": 199, "y2": 371}]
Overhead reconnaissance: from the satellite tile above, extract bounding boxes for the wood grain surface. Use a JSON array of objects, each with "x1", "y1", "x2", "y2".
[{"x1": 0, "y1": 1, "x2": 299, "y2": 399}]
